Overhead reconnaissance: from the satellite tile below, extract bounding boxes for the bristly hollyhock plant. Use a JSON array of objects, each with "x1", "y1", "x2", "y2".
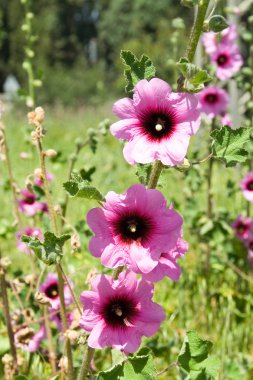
[
  {"x1": 231, "y1": 215, "x2": 253, "y2": 241},
  {"x1": 16, "y1": 227, "x2": 43, "y2": 254},
  {"x1": 87, "y1": 184, "x2": 183, "y2": 274},
  {"x1": 210, "y1": 44, "x2": 243, "y2": 81},
  {"x1": 110, "y1": 78, "x2": 201, "y2": 166},
  {"x1": 240, "y1": 173, "x2": 253, "y2": 202},
  {"x1": 79, "y1": 271, "x2": 165, "y2": 353},
  {"x1": 198, "y1": 86, "x2": 229, "y2": 118},
  {"x1": 41, "y1": 273, "x2": 73, "y2": 310}
]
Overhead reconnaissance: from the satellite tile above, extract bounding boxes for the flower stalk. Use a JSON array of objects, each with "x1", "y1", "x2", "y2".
[
  {"x1": 43, "y1": 306, "x2": 57, "y2": 375},
  {"x1": 77, "y1": 346, "x2": 94, "y2": 380}
]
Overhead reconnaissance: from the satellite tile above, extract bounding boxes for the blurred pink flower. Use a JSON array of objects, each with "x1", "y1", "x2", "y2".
[
  {"x1": 111, "y1": 78, "x2": 200, "y2": 166},
  {"x1": 16, "y1": 227, "x2": 43, "y2": 254},
  {"x1": 221, "y1": 113, "x2": 232, "y2": 127},
  {"x1": 231, "y1": 215, "x2": 253, "y2": 241},
  {"x1": 202, "y1": 24, "x2": 238, "y2": 55},
  {"x1": 18, "y1": 189, "x2": 48, "y2": 216},
  {"x1": 79, "y1": 271, "x2": 165, "y2": 353},
  {"x1": 27, "y1": 326, "x2": 46, "y2": 352},
  {"x1": 139, "y1": 238, "x2": 188, "y2": 283},
  {"x1": 210, "y1": 44, "x2": 243, "y2": 80},
  {"x1": 34, "y1": 171, "x2": 53, "y2": 187},
  {"x1": 87, "y1": 184, "x2": 183, "y2": 274},
  {"x1": 240, "y1": 173, "x2": 253, "y2": 202},
  {"x1": 41, "y1": 273, "x2": 73, "y2": 310},
  {"x1": 198, "y1": 86, "x2": 229, "y2": 118}
]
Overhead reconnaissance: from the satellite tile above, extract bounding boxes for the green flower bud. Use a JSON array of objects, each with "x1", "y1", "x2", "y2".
[{"x1": 208, "y1": 15, "x2": 229, "y2": 33}]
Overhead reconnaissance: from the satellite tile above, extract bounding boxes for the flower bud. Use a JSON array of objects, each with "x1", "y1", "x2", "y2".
[
  {"x1": 59, "y1": 356, "x2": 68, "y2": 373},
  {"x1": 71, "y1": 233, "x2": 81, "y2": 253},
  {"x1": 208, "y1": 15, "x2": 229, "y2": 32},
  {"x1": 34, "y1": 291, "x2": 51, "y2": 306},
  {"x1": 44, "y1": 149, "x2": 57, "y2": 158}
]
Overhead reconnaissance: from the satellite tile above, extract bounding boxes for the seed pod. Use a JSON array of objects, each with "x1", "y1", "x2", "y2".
[
  {"x1": 208, "y1": 15, "x2": 229, "y2": 32},
  {"x1": 34, "y1": 291, "x2": 51, "y2": 307},
  {"x1": 44, "y1": 149, "x2": 57, "y2": 158}
]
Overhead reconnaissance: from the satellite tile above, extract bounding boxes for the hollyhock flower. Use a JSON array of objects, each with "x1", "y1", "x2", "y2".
[
  {"x1": 51, "y1": 311, "x2": 74, "y2": 331},
  {"x1": 240, "y1": 173, "x2": 253, "y2": 202},
  {"x1": 18, "y1": 189, "x2": 39, "y2": 216},
  {"x1": 27, "y1": 326, "x2": 46, "y2": 352},
  {"x1": 41, "y1": 273, "x2": 73, "y2": 310},
  {"x1": 111, "y1": 78, "x2": 201, "y2": 166},
  {"x1": 210, "y1": 44, "x2": 243, "y2": 81},
  {"x1": 231, "y1": 215, "x2": 253, "y2": 241},
  {"x1": 221, "y1": 113, "x2": 232, "y2": 127},
  {"x1": 16, "y1": 227, "x2": 42, "y2": 254},
  {"x1": 87, "y1": 184, "x2": 183, "y2": 274},
  {"x1": 139, "y1": 238, "x2": 188, "y2": 283},
  {"x1": 34, "y1": 171, "x2": 53, "y2": 187},
  {"x1": 198, "y1": 86, "x2": 229, "y2": 118},
  {"x1": 79, "y1": 271, "x2": 165, "y2": 353},
  {"x1": 202, "y1": 24, "x2": 238, "y2": 55}
]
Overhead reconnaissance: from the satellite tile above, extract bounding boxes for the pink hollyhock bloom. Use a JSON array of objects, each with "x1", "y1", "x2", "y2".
[
  {"x1": 18, "y1": 189, "x2": 39, "y2": 216},
  {"x1": 221, "y1": 113, "x2": 232, "y2": 127},
  {"x1": 34, "y1": 171, "x2": 53, "y2": 187},
  {"x1": 79, "y1": 271, "x2": 165, "y2": 353},
  {"x1": 202, "y1": 24, "x2": 238, "y2": 55},
  {"x1": 240, "y1": 173, "x2": 253, "y2": 202},
  {"x1": 210, "y1": 44, "x2": 243, "y2": 81},
  {"x1": 198, "y1": 86, "x2": 229, "y2": 118},
  {"x1": 139, "y1": 238, "x2": 188, "y2": 283},
  {"x1": 27, "y1": 325, "x2": 46, "y2": 352},
  {"x1": 231, "y1": 215, "x2": 253, "y2": 241},
  {"x1": 16, "y1": 227, "x2": 43, "y2": 254},
  {"x1": 111, "y1": 78, "x2": 201, "y2": 166},
  {"x1": 41, "y1": 273, "x2": 73, "y2": 310},
  {"x1": 87, "y1": 184, "x2": 183, "y2": 274}
]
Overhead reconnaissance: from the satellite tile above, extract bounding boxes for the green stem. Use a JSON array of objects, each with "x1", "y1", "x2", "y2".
[
  {"x1": 147, "y1": 161, "x2": 163, "y2": 189},
  {"x1": 185, "y1": 0, "x2": 210, "y2": 63},
  {"x1": 43, "y1": 306, "x2": 57, "y2": 375},
  {"x1": 77, "y1": 346, "x2": 94, "y2": 380}
]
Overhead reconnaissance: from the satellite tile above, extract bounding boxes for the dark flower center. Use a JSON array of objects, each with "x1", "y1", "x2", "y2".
[
  {"x1": 45, "y1": 283, "x2": 59, "y2": 299},
  {"x1": 112, "y1": 212, "x2": 154, "y2": 243},
  {"x1": 237, "y1": 223, "x2": 247, "y2": 234},
  {"x1": 246, "y1": 180, "x2": 253, "y2": 191},
  {"x1": 102, "y1": 297, "x2": 137, "y2": 327},
  {"x1": 141, "y1": 110, "x2": 176, "y2": 141},
  {"x1": 204, "y1": 93, "x2": 218, "y2": 104},
  {"x1": 217, "y1": 54, "x2": 229, "y2": 67},
  {"x1": 25, "y1": 195, "x2": 35, "y2": 205},
  {"x1": 249, "y1": 242, "x2": 253, "y2": 250}
]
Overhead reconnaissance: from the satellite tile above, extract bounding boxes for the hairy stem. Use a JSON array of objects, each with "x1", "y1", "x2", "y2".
[
  {"x1": 185, "y1": 0, "x2": 210, "y2": 63},
  {"x1": 44, "y1": 306, "x2": 57, "y2": 375},
  {"x1": 147, "y1": 161, "x2": 164, "y2": 189},
  {"x1": 77, "y1": 345, "x2": 94, "y2": 380},
  {"x1": 59, "y1": 263, "x2": 82, "y2": 315}
]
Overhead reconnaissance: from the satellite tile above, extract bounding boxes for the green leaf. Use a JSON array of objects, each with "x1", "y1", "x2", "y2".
[
  {"x1": 63, "y1": 173, "x2": 104, "y2": 201},
  {"x1": 97, "y1": 348, "x2": 156, "y2": 380},
  {"x1": 178, "y1": 331, "x2": 220, "y2": 380},
  {"x1": 120, "y1": 50, "x2": 156, "y2": 93},
  {"x1": 211, "y1": 126, "x2": 251, "y2": 167},
  {"x1": 136, "y1": 164, "x2": 152, "y2": 185},
  {"x1": 21, "y1": 232, "x2": 70, "y2": 265},
  {"x1": 177, "y1": 58, "x2": 212, "y2": 92}
]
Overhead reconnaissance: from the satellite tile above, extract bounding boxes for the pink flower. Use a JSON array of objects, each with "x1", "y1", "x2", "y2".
[
  {"x1": 221, "y1": 113, "x2": 232, "y2": 127},
  {"x1": 240, "y1": 173, "x2": 253, "y2": 202},
  {"x1": 16, "y1": 227, "x2": 43, "y2": 254},
  {"x1": 34, "y1": 171, "x2": 53, "y2": 187},
  {"x1": 198, "y1": 86, "x2": 229, "y2": 118},
  {"x1": 87, "y1": 184, "x2": 183, "y2": 274},
  {"x1": 18, "y1": 189, "x2": 48, "y2": 216},
  {"x1": 202, "y1": 24, "x2": 238, "y2": 55},
  {"x1": 111, "y1": 78, "x2": 201, "y2": 166},
  {"x1": 139, "y1": 238, "x2": 188, "y2": 283},
  {"x1": 210, "y1": 44, "x2": 243, "y2": 80},
  {"x1": 79, "y1": 271, "x2": 166, "y2": 353},
  {"x1": 41, "y1": 273, "x2": 73, "y2": 310},
  {"x1": 51, "y1": 311, "x2": 74, "y2": 331},
  {"x1": 231, "y1": 215, "x2": 253, "y2": 241},
  {"x1": 27, "y1": 326, "x2": 46, "y2": 352}
]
